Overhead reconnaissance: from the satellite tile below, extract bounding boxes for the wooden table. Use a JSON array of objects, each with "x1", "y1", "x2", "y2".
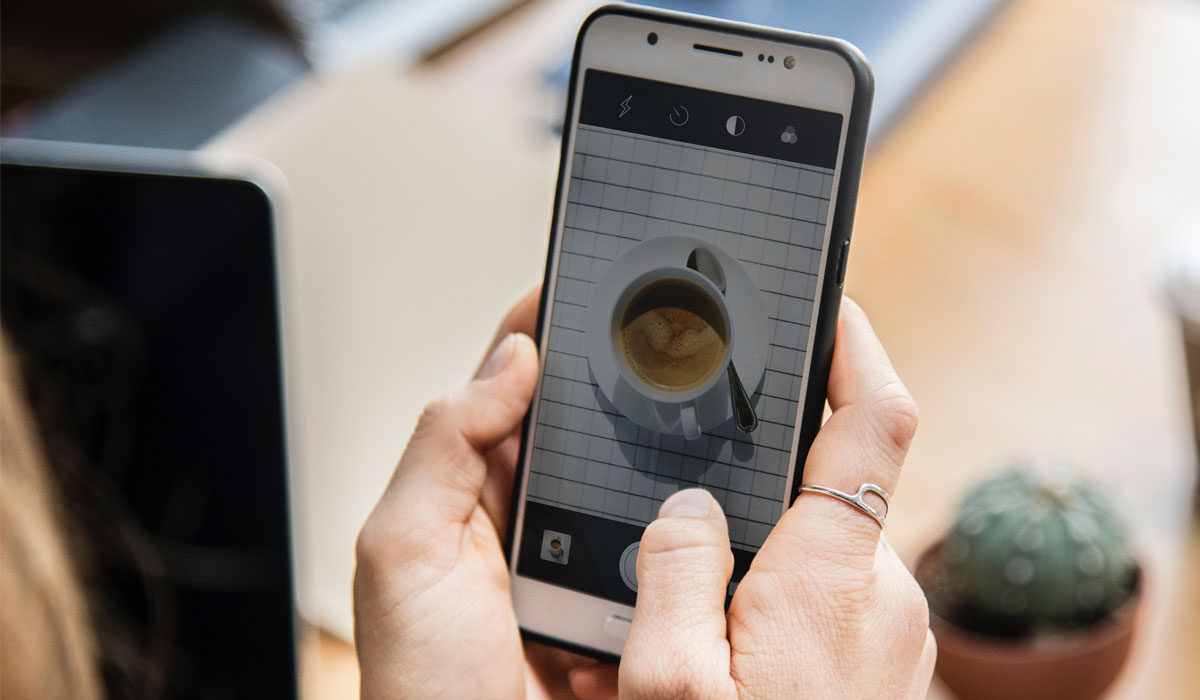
[
  {"x1": 848, "y1": 0, "x2": 1200, "y2": 695},
  {"x1": 215, "y1": 0, "x2": 1200, "y2": 697}
]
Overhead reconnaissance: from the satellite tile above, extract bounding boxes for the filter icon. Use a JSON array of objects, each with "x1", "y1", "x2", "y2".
[{"x1": 780, "y1": 126, "x2": 798, "y2": 144}]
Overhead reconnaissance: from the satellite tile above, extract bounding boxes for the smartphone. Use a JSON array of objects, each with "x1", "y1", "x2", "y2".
[{"x1": 505, "y1": 5, "x2": 873, "y2": 659}]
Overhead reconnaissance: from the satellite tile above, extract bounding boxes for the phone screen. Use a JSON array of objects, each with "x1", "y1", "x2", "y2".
[{"x1": 516, "y1": 68, "x2": 843, "y2": 605}]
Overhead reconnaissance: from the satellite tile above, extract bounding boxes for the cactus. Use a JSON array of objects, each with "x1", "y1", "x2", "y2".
[{"x1": 939, "y1": 463, "x2": 1137, "y2": 636}]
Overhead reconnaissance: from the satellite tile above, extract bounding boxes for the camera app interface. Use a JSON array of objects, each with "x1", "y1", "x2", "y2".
[{"x1": 517, "y1": 70, "x2": 843, "y2": 605}]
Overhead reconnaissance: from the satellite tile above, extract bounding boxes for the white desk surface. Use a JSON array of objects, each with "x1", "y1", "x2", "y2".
[{"x1": 208, "y1": 63, "x2": 562, "y2": 639}]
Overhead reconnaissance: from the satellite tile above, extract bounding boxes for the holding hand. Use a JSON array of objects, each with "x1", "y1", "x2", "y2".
[
  {"x1": 354, "y1": 288, "x2": 614, "y2": 699},
  {"x1": 570, "y1": 299, "x2": 934, "y2": 700},
  {"x1": 354, "y1": 289, "x2": 932, "y2": 700}
]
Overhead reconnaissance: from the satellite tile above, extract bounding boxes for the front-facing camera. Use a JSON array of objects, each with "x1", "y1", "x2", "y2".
[{"x1": 647, "y1": 32, "x2": 658, "y2": 45}]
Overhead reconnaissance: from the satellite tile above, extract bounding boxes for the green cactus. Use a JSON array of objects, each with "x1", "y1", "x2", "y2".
[{"x1": 939, "y1": 463, "x2": 1137, "y2": 636}]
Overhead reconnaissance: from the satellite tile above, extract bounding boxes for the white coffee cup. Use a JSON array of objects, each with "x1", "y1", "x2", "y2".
[{"x1": 609, "y1": 266, "x2": 733, "y2": 440}]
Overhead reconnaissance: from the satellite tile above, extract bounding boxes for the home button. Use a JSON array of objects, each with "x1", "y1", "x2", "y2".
[{"x1": 603, "y1": 614, "x2": 632, "y2": 640}]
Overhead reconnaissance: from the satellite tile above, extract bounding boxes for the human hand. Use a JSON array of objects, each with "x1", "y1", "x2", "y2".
[
  {"x1": 570, "y1": 298, "x2": 934, "y2": 700},
  {"x1": 354, "y1": 287, "x2": 617, "y2": 700}
]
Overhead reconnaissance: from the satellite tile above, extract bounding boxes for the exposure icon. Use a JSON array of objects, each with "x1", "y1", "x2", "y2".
[{"x1": 725, "y1": 115, "x2": 746, "y2": 136}]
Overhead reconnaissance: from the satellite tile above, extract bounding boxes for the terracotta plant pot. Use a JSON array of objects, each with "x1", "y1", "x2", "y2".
[{"x1": 912, "y1": 541, "x2": 1144, "y2": 700}]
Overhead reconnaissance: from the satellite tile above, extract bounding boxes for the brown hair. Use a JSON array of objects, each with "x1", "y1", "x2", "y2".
[{"x1": 1, "y1": 341, "x2": 103, "y2": 700}]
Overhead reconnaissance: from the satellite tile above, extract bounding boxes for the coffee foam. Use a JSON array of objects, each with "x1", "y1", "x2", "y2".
[
  {"x1": 618, "y1": 278, "x2": 728, "y2": 391},
  {"x1": 625, "y1": 308, "x2": 720, "y2": 360}
]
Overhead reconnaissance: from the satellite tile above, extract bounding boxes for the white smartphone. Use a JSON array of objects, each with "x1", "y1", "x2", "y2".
[{"x1": 505, "y1": 5, "x2": 874, "y2": 659}]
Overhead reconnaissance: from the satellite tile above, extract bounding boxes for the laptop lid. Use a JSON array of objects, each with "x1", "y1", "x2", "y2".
[{"x1": 1, "y1": 140, "x2": 300, "y2": 700}]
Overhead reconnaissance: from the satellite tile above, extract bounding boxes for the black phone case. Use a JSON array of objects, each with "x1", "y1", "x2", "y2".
[{"x1": 504, "y1": 3, "x2": 874, "y2": 662}]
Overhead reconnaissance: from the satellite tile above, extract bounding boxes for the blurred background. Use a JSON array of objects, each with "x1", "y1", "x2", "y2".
[{"x1": 2, "y1": 0, "x2": 1198, "y2": 698}]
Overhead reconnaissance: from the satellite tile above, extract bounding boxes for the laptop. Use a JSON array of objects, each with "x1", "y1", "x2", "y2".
[
  {"x1": 0, "y1": 139, "x2": 301, "y2": 700},
  {"x1": 271, "y1": 0, "x2": 524, "y2": 70}
]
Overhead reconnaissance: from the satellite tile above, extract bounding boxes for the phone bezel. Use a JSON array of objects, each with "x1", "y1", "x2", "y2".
[{"x1": 506, "y1": 4, "x2": 874, "y2": 660}]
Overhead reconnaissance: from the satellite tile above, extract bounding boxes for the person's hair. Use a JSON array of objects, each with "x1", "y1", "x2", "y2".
[{"x1": 1, "y1": 340, "x2": 103, "y2": 700}]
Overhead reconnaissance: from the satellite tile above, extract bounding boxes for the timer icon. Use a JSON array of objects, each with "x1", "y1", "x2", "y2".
[{"x1": 669, "y1": 105, "x2": 689, "y2": 126}]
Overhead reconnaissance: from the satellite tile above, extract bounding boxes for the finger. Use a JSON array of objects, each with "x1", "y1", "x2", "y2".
[
  {"x1": 370, "y1": 333, "x2": 539, "y2": 540},
  {"x1": 870, "y1": 542, "x2": 938, "y2": 700},
  {"x1": 568, "y1": 664, "x2": 619, "y2": 700},
  {"x1": 474, "y1": 286, "x2": 542, "y2": 532},
  {"x1": 764, "y1": 297, "x2": 918, "y2": 566},
  {"x1": 523, "y1": 641, "x2": 608, "y2": 700},
  {"x1": 909, "y1": 628, "x2": 937, "y2": 698},
  {"x1": 474, "y1": 285, "x2": 541, "y2": 379},
  {"x1": 872, "y1": 537, "x2": 935, "y2": 681},
  {"x1": 621, "y1": 489, "x2": 736, "y2": 700},
  {"x1": 823, "y1": 296, "x2": 918, "y2": 473},
  {"x1": 478, "y1": 431, "x2": 522, "y2": 539}
]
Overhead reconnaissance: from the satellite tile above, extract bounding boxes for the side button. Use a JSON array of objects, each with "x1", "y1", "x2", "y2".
[
  {"x1": 603, "y1": 615, "x2": 632, "y2": 641},
  {"x1": 835, "y1": 240, "x2": 850, "y2": 287}
]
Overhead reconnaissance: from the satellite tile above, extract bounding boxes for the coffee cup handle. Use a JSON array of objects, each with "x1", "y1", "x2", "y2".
[{"x1": 680, "y1": 400, "x2": 701, "y2": 440}]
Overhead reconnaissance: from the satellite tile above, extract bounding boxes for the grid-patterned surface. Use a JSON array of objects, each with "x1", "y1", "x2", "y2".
[{"x1": 528, "y1": 124, "x2": 835, "y2": 549}]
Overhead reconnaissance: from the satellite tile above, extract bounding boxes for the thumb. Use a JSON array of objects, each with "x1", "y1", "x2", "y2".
[
  {"x1": 380, "y1": 333, "x2": 538, "y2": 529},
  {"x1": 620, "y1": 489, "x2": 736, "y2": 700}
]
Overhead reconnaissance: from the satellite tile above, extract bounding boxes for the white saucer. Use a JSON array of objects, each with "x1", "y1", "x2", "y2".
[{"x1": 584, "y1": 235, "x2": 770, "y2": 437}]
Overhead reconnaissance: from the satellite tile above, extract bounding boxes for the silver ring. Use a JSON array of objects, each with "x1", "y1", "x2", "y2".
[{"x1": 797, "y1": 483, "x2": 890, "y2": 528}]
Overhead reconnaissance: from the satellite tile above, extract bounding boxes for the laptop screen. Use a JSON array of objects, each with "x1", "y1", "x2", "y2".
[{"x1": 1, "y1": 158, "x2": 298, "y2": 699}]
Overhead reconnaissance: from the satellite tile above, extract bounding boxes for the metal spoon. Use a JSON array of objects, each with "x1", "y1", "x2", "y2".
[{"x1": 687, "y1": 247, "x2": 758, "y2": 434}]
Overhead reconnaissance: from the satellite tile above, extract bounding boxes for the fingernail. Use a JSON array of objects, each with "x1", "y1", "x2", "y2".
[
  {"x1": 479, "y1": 334, "x2": 516, "y2": 380},
  {"x1": 658, "y1": 489, "x2": 712, "y2": 518}
]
